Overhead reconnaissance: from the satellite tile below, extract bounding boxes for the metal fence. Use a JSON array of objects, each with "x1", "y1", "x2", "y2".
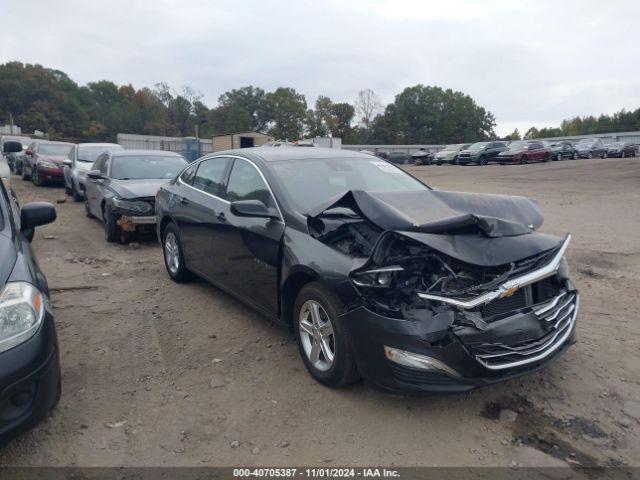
[
  {"x1": 116, "y1": 133, "x2": 213, "y2": 161},
  {"x1": 342, "y1": 144, "x2": 447, "y2": 154}
]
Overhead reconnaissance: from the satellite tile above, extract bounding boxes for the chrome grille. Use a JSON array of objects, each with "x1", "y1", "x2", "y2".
[{"x1": 470, "y1": 291, "x2": 578, "y2": 370}]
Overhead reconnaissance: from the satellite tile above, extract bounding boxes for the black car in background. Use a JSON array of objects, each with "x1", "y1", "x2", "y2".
[
  {"x1": 457, "y1": 141, "x2": 507, "y2": 165},
  {"x1": 606, "y1": 142, "x2": 637, "y2": 158},
  {"x1": 0, "y1": 141, "x2": 60, "y2": 444},
  {"x1": 1, "y1": 135, "x2": 31, "y2": 175},
  {"x1": 155, "y1": 148, "x2": 578, "y2": 392},
  {"x1": 386, "y1": 151, "x2": 413, "y2": 165},
  {"x1": 84, "y1": 149, "x2": 188, "y2": 243},
  {"x1": 545, "y1": 141, "x2": 579, "y2": 161},
  {"x1": 575, "y1": 138, "x2": 607, "y2": 158}
]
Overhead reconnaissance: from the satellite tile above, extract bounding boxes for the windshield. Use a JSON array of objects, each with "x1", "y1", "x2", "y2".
[
  {"x1": 578, "y1": 139, "x2": 596, "y2": 146},
  {"x1": 39, "y1": 144, "x2": 73, "y2": 156},
  {"x1": 270, "y1": 157, "x2": 427, "y2": 212},
  {"x1": 467, "y1": 142, "x2": 488, "y2": 150},
  {"x1": 444, "y1": 144, "x2": 460, "y2": 150},
  {"x1": 111, "y1": 155, "x2": 187, "y2": 180},
  {"x1": 78, "y1": 145, "x2": 121, "y2": 162},
  {"x1": 506, "y1": 141, "x2": 529, "y2": 150}
]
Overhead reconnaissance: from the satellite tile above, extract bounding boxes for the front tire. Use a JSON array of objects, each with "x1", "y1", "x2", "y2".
[
  {"x1": 71, "y1": 183, "x2": 83, "y2": 202},
  {"x1": 602, "y1": 152, "x2": 608, "y2": 159},
  {"x1": 478, "y1": 155, "x2": 487, "y2": 166},
  {"x1": 294, "y1": 282, "x2": 359, "y2": 388},
  {"x1": 573, "y1": 152, "x2": 578, "y2": 160},
  {"x1": 103, "y1": 205, "x2": 121, "y2": 243},
  {"x1": 32, "y1": 169, "x2": 44, "y2": 186},
  {"x1": 162, "y1": 223, "x2": 193, "y2": 282},
  {"x1": 22, "y1": 166, "x2": 31, "y2": 181},
  {"x1": 556, "y1": 153, "x2": 562, "y2": 161},
  {"x1": 521, "y1": 155, "x2": 528, "y2": 165},
  {"x1": 620, "y1": 151, "x2": 625, "y2": 158}
]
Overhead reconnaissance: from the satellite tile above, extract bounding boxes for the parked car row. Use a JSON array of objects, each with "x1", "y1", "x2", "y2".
[
  {"x1": 362, "y1": 138, "x2": 638, "y2": 167},
  {"x1": 2, "y1": 140, "x2": 583, "y2": 442}
]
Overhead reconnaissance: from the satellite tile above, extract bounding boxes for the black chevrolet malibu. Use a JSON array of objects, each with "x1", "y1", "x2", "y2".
[
  {"x1": 0, "y1": 141, "x2": 60, "y2": 442},
  {"x1": 155, "y1": 148, "x2": 579, "y2": 392}
]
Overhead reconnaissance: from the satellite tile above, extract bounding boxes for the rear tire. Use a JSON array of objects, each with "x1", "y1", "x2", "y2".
[
  {"x1": 162, "y1": 222, "x2": 193, "y2": 282},
  {"x1": 588, "y1": 152, "x2": 593, "y2": 159},
  {"x1": 293, "y1": 282, "x2": 359, "y2": 388},
  {"x1": 521, "y1": 156, "x2": 528, "y2": 164},
  {"x1": 602, "y1": 152, "x2": 608, "y2": 159},
  {"x1": 543, "y1": 153, "x2": 550, "y2": 162},
  {"x1": 22, "y1": 166, "x2": 31, "y2": 181},
  {"x1": 103, "y1": 205, "x2": 121, "y2": 243}
]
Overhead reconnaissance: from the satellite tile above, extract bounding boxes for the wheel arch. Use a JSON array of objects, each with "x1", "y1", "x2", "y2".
[{"x1": 280, "y1": 267, "x2": 320, "y2": 329}]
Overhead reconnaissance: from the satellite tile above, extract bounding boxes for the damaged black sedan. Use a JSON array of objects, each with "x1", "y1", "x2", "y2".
[{"x1": 156, "y1": 148, "x2": 578, "y2": 392}]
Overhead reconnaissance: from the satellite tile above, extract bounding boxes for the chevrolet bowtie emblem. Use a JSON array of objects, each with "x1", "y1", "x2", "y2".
[{"x1": 501, "y1": 286, "x2": 519, "y2": 298}]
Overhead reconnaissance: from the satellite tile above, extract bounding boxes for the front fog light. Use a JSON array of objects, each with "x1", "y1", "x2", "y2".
[
  {"x1": 384, "y1": 346, "x2": 461, "y2": 378},
  {"x1": 0, "y1": 282, "x2": 45, "y2": 353}
]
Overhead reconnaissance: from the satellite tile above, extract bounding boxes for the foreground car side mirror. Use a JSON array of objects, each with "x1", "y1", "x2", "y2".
[
  {"x1": 62, "y1": 159, "x2": 72, "y2": 166},
  {"x1": 230, "y1": 200, "x2": 279, "y2": 219},
  {"x1": 21, "y1": 202, "x2": 57, "y2": 242},
  {"x1": 25, "y1": 149, "x2": 33, "y2": 156},
  {"x1": 2, "y1": 141, "x2": 22, "y2": 153},
  {"x1": 87, "y1": 170, "x2": 103, "y2": 180}
]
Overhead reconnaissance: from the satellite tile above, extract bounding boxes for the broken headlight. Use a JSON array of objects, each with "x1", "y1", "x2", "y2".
[
  {"x1": 351, "y1": 266, "x2": 404, "y2": 288},
  {"x1": 112, "y1": 198, "x2": 153, "y2": 215},
  {"x1": 0, "y1": 282, "x2": 45, "y2": 354}
]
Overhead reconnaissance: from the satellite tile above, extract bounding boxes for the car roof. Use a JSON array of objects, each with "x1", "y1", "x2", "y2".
[
  {"x1": 210, "y1": 147, "x2": 376, "y2": 163},
  {"x1": 37, "y1": 140, "x2": 75, "y2": 146},
  {"x1": 77, "y1": 143, "x2": 122, "y2": 147},
  {"x1": 111, "y1": 149, "x2": 184, "y2": 157}
]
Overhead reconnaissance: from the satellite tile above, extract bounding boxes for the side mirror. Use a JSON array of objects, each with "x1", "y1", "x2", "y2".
[
  {"x1": 2, "y1": 141, "x2": 22, "y2": 153},
  {"x1": 230, "y1": 200, "x2": 278, "y2": 219},
  {"x1": 87, "y1": 170, "x2": 103, "y2": 180},
  {"x1": 63, "y1": 159, "x2": 72, "y2": 166},
  {"x1": 25, "y1": 149, "x2": 33, "y2": 156},
  {"x1": 21, "y1": 202, "x2": 57, "y2": 242}
]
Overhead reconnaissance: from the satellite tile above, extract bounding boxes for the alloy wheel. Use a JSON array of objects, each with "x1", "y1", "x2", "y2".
[
  {"x1": 298, "y1": 300, "x2": 335, "y2": 372},
  {"x1": 557, "y1": 153, "x2": 562, "y2": 161},
  {"x1": 164, "y1": 231, "x2": 180, "y2": 275}
]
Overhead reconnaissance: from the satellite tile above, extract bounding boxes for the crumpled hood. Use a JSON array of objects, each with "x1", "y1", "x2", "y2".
[
  {"x1": 309, "y1": 189, "x2": 543, "y2": 238},
  {"x1": 112, "y1": 179, "x2": 169, "y2": 199}
]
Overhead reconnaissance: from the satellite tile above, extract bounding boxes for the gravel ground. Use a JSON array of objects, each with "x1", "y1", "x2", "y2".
[{"x1": 0, "y1": 157, "x2": 639, "y2": 469}]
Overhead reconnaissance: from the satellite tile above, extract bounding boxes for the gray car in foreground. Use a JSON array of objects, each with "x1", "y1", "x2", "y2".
[{"x1": 63, "y1": 143, "x2": 122, "y2": 201}]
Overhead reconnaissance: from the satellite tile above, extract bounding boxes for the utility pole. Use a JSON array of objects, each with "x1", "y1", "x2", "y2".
[{"x1": 9, "y1": 112, "x2": 14, "y2": 134}]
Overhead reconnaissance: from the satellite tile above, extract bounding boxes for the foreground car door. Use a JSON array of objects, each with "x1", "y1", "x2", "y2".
[
  {"x1": 214, "y1": 157, "x2": 284, "y2": 317},
  {"x1": 173, "y1": 156, "x2": 232, "y2": 274}
]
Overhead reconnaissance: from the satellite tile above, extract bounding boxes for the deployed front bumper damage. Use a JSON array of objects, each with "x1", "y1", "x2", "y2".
[{"x1": 309, "y1": 189, "x2": 579, "y2": 392}]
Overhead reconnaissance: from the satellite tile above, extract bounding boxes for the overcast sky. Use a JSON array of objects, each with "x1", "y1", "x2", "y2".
[{"x1": 2, "y1": 0, "x2": 639, "y2": 135}]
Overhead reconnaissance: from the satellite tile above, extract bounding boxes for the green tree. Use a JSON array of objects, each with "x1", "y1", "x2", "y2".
[
  {"x1": 370, "y1": 85, "x2": 495, "y2": 144},
  {"x1": 524, "y1": 126, "x2": 540, "y2": 139},
  {"x1": 504, "y1": 128, "x2": 521, "y2": 141},
  {"x1": 218, "y1": 86, "x2": 268, "y2": 132},
  {"x1": 264, "y1": 87, "x2": 307, "y2": 140}
]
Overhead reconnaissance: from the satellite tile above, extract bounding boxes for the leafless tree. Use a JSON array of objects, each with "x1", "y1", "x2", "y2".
[{"x1": 355, "y1": 89, "x2": 382, "y2": 131}]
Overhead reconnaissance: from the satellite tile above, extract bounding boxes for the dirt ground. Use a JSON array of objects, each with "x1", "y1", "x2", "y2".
[{"x1": 0, "y1": 157, "x2": 639, "y2": 469}]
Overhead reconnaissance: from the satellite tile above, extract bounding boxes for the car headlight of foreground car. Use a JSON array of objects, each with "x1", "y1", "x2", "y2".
[
  {"x1": 112, "y1": 198, "x2": 153, "y2": 215},
  {"x1": 0, "y1": 282, "x2": 45, "y2": 354}
]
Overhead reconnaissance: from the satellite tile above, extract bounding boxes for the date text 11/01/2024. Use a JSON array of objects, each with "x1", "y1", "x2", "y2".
[{"x1": 232, "y1": 468, "x2": 400, "y2": 478}]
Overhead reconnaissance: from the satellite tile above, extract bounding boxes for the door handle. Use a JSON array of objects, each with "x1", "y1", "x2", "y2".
[
  {"x1": 216, "y1": 212, "x2": 226, "y2": 222},
  {"x1": 179, "y1": 197, "x2": 189, "y2": 206}
]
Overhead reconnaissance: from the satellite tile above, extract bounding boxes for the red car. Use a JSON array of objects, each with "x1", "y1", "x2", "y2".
[
  {"x1": 23, "y1": 141, "x2": 74, "y2": 186},
  {"x1": 495, "y1": 140, "x2": 551, "y2": 164}
]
